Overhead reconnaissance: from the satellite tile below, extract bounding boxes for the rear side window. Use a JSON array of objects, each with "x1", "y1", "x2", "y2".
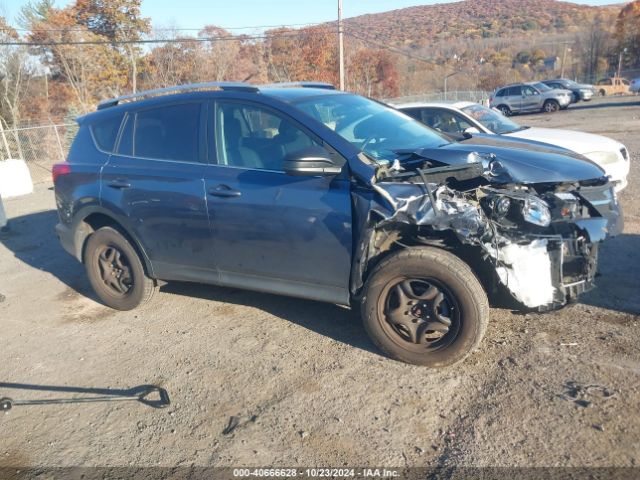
[
  {"x1": 118, "y1": 102, "x2": 201, "y2": 162},
  {"x1": 495, "y1": 89, "x2": 505, "y2": 97},
  {"x1": 507, "y1": 86, "x2": 522, "y2": 96},
  {"x1": 91, "y1": 114, "x2": 124, "y2": 152}
]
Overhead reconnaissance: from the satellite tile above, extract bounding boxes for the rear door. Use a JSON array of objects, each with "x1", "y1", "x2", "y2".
[
  {"x1": 100, "y1": 100, "x2": 213, "y2": 282},
  {"x1": 506, "y1": 86, "x2": 523, "y2": 112},
  {"x1": 203, "y1": 99, "x2": 352, "y2": 304}
]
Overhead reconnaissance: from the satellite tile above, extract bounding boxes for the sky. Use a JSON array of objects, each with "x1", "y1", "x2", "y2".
[{"x1": 0, "y1": 0, "x2": 621, "y2": 31}]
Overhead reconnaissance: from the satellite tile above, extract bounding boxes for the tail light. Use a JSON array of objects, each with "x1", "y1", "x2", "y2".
[{"x1": 52, "y1": 162, "x2": 71, "y2": 183}]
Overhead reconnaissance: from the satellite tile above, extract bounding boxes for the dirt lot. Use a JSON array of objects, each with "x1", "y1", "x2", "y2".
[{"x1": 1, "y1": 96, "x2": 639, "y2": 472}]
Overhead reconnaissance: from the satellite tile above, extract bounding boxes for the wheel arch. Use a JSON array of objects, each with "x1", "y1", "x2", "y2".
[
  {"x1": 353, "y1": 225, "x2": 493, "y2": 301},
  {"x1": 72, "y1": 208, "x2": 156, "y2": 278}
]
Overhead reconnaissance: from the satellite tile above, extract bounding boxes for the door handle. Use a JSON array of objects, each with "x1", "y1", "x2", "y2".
[
  {"x1": 208, "y1": 185, "x2": 242, "y2": 198},
  {"x1": 107, "y1": 179, "x2": 131, "y2": 189}
]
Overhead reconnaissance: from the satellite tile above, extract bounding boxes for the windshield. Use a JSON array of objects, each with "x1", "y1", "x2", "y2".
[
  {"x1": 533, "y1": 82, "x2": 552, "y2": 92},
  {"x1": 294, "y1": 94, "x2": 449, "y2": 163},
  {"x1": 460, "y1": 103, "x2": 525, "y2": 134}
]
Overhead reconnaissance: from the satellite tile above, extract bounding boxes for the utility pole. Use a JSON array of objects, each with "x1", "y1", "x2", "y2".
[
  {"x1": 338, "y1": 0, "x2": 345, "y2": 91},
  {"x1": 617, "y1": 48, "x2": 627, "y2": 78},
  {"x1": 444, "y1": 71, "x2": 459, "y2": 101},
  {"x1": 560, "y1": 44, "x2": 569, "y2": 78}
]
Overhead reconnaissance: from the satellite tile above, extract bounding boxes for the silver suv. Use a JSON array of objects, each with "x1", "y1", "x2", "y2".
[{"x1": 490, "y1": 82, "x2": 572, "y2": 115}]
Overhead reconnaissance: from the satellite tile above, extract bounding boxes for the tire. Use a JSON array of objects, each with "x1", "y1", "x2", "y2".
[
  {"x1": 543, "y1": 100, "x2": 560, "y2": 113},
  {"x1": 84, "y1": 226, "x2": 156, "y2": 310},
  {"x1": 361, "y1": 247, "x2": 489, "y2": 367},
  {"x1": 599, "y1": 89, "x2": 606, "y2": 97},
  {"x1": 497, "y1": 105, "x2": 511, "y2": 117}
]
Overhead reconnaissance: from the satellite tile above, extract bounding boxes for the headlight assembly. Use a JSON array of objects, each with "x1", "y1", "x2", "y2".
[
  {"x1": 522, "y1": 196, "x2": 551, "y2": 227},
  {"x1": 584, "y1": 151, "x2": 620, "y2": 165}
]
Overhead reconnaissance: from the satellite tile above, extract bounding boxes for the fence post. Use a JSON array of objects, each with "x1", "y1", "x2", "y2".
[
  {"x1": 0, "y1": 193, "x2": 8, "y2": 231},
  {"x1": 53, "y1": 124, "x2": 65, "y2": 162},
  {"x1": 0, "y1": 120, "x2": 11, "y2": 160}
]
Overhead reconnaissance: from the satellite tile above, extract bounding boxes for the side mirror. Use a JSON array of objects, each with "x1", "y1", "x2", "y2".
[{"x1": 283, "y1": 146, "x2": 342, "y2": 176}]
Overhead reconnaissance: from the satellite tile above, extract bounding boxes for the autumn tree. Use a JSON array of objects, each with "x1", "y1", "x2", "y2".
[
  {"x1": 615, "y1": 1, "x2": 640, "y2": 69},
  {"x1": 145, "y1": 37, "x2": 204, "y2": 88},
  {"x1": 264, "y1": 26, "x2": 338, "y2": 85},
  {"x1": 0, "y1": 19, "x2": 34, "y2": 130},
  {"x1": 197, "y1": 26, "x2": 241, "y2": 82},
  {"x1": 349, "y1": 49, "x2": 399, "y2": 98}
]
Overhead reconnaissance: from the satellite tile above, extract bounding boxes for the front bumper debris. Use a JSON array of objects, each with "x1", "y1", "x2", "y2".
[{"x1": 352, "y1": 159, "x2": 621, "y2": 311}]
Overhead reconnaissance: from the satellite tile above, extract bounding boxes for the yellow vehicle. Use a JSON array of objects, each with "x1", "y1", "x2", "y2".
[{"x1": 595, "y1": 77, "x2": 630, "y2": 96}]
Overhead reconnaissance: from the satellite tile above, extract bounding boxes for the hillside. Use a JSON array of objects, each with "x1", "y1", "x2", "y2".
[{"x1": 341, "y1": 0, "x2": 620, "y2": 48}]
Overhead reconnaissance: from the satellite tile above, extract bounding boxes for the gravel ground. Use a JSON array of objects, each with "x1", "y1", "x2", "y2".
[{"x1": 1, "y1": 96, "x2": 639, "y2": 472}]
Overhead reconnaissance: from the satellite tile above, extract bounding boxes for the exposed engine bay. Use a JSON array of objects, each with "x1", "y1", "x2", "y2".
[{"x1": 352, "y1": 150, "x2": 623, "y2": 311}]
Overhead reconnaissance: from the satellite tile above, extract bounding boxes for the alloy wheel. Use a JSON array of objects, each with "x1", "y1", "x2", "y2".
[{"x1": 380, "y1": 278, "x2": 461, "y2": 352}]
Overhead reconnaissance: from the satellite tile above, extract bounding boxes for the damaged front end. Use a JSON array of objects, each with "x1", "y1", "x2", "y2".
[{"x1": 351, "y1": 148, "x2": 622, "y2": 311}]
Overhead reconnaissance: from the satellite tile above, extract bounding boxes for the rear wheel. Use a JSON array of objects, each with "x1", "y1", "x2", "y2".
[
  {"x1": 497, "y1": 105, "x2": 511, "y2": 116},
  {"x1": 598, "y1": 89, "x2": 606, "y2": 97},
  {"x1": 84, "y1": 226, "x2": 156, "y2": 310},
  {"x1": 543, "y1": 100, "x2": 560, "y2": 113},
  {"x1": 361, "y1": 247, "x2": 489, "y2": 367}
]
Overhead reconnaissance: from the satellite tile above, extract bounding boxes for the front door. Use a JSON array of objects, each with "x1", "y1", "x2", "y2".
[
  {"x1": 521, "y1": 85, "x2": 541, "y2": 111},
  {"x1": 203, "y1": 100, "x2": 353, "y2": 304}
]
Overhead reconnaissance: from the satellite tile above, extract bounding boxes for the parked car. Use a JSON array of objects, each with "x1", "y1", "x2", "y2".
[
  {"x1": 53, "y1": 82, "x2": 622, "y2": 367},
  {"x1": 490, "y1": 82, "x2": 572, "y2": 115},
  {"x1": 630, "y1": 77, "x2": 640, "y2": 94},
  {"x1": 541, "y1": 78, "x2": 594, "y2": 103},
  {"x1": 595, "y1": 77, "x2": 630, "y2": 96},
  {"x1": 395, "y1": 101, "x2": 630, "y2": 191}
]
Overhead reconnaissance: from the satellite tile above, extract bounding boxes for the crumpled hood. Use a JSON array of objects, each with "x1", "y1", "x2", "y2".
[
  {"x1": 414, "y1": 136, "x2": 606, "y2": 184},
  {"x1": 505, "y1": 127, "x2": 624, "y2": 156}
]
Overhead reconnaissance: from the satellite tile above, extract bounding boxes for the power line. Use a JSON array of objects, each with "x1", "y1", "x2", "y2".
[
  {"x1": 344, "y1": 30, "x2": 437, "y2": 65},
  {"x1": 1, "y1": 22, "x2": 330, "y2": 34},
  {"x1": 0, "y1": 29, "x2": 335, "y2": 47}
]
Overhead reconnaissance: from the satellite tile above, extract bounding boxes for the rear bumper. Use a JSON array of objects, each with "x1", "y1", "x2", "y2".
[{"x1": 55, "y1": 222, "x2": 82, "y2": 262}]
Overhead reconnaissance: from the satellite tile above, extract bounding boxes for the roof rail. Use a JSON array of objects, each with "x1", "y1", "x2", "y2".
[
  {"x1": 97, "y1": 82, "x2": 260, "y2": 110},
  {"x1": 260, "y1": 81, "x2": 336, "y2": 90}
]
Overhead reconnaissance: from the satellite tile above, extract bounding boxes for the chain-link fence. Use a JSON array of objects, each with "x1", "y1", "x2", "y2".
[
  {"x1": 386, "y1": 90, "x2": 492, "y2": 105},
  {"x1": 0, "y1": 123, "x2": 77, "y2": 184}
]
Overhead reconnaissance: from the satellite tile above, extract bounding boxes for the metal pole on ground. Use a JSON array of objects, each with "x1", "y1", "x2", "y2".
[{"x1": 0, "y1": 193, "x2": 8, "y2": 231}]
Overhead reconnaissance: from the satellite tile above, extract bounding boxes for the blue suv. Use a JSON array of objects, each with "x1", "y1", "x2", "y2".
[{"x1": 54, "y1": 82, "x2": 621, "y2": 367}]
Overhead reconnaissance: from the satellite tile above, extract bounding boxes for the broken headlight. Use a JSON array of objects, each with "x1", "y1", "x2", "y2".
[
  {"x1": 522, "y1": 196, "x2": 551, "y2": 227},
  {"x1": 482, "y1": 191, "x2": 551, "y2": 228}
]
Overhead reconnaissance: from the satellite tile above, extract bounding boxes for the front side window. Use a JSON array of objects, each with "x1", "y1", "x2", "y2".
[
  {"x1": 419, "y1": 109, "x2": 471, "y2": 135},
  {"x1": 461, "y1": 104, "x2": 523, "y2": 134},
  {"x1": 533, "y1": 82, "x2": 551, "y2": 92},
  {"x1": 295, "y1": 94, "x2": 449, "y2": 164},
  {"x1": 522, "y1": 86, "x2": 538, "y2": 96},
  {"x1": 117, "y1": 103, "x2": 201, "y2": 162},
  {"x1": 214, "y1": 102, "x2": 320, "y2": 171}
]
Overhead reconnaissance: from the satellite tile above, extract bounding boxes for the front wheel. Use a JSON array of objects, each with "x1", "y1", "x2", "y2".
[
  {"x1": 361, "y1": 247, "x2": 489, "y2": 367},
  {"x1": 84, "y1": 226, "x2": 156, "y2": 310},
  {"x1": 497, "y1": 105, "x2": 511, "y2": 117},
  {"x1": 543, "y1": 100, "x2": 560, "y2": 113}
]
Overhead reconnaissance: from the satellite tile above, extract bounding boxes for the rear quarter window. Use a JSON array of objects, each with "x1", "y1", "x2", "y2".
[{"x1": 90, "y1": 114, "x2": 124, "y2": 152}]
